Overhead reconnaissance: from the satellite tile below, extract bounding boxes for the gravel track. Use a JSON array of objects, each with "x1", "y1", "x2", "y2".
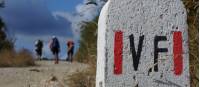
[{"x1": 0, "y1": 61, "x2": 88, "y2": 87}]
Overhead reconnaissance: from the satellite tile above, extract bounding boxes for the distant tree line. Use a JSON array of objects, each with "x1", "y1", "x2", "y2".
[{"x1": 0, "y1": 1, "x2": 13, "y2": 52}]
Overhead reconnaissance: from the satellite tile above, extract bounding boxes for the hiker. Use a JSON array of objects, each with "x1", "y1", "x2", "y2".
[
  {"x1": 66, "y1": 40, "x2": 74, "y2": 62},
  {"x1": 35, "y1": 39, "x2": 43, "y2": 60},
  {"x1": 49, "y1": 36, "x2": 60, "y2": 64}
]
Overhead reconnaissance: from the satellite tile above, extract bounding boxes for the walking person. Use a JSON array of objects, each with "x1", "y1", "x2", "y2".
[
  {"x1": 35, "y1": 39, "x2": 43, "y2": 60},
  {"x1": 66, "y1": 40, "x2": 74, "y2": 62},
  {"x1": 49, "y1": 36, "x2": 60, "y2": 64}
]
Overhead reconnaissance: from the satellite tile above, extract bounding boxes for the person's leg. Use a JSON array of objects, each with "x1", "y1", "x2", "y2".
[
  {"x1": 36, "y1": 49, "x2": 39, "y2": 60},
  {"x1": 71, "y1": 51, "x2": 74, "y2": 62},
  {"x1": 54, "y1": 53, "x2": 58, "y2": 64},
  {"x1": 69, "y1": 52, "x2": 72, "y2": 62},
  {"x1": 56, "y1": 52, "x2": 59, "y2": 64},
  {"x1": 67, "y1": 51, "x2": 70, "y2": 61},
  {"x1": 55, "y1": 49, "x2": 59, "y2": 64},
  {"x1": 40, "y1": 48, "x2": 43, "y2": 60},
  {"x1": 39, "y1": 49, "x2": 42, "y2": 60},
  {"x1": 53, "y1": 50, "x2": 57, "y2": 64},
  {"x1": 67, "y1": 51, "x2": 73, "y2": 62},
  {"x1": 55, "y1": 53, "x2": 58, "y2": 64}
]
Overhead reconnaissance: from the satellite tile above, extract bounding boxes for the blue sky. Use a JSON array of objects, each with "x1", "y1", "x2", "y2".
[
  {"x1": 47, "y1": 0, "x2": 82, "y2": 12},
  {"x1": 0, "y1": 0, "x2": 106, "y2": 59}
]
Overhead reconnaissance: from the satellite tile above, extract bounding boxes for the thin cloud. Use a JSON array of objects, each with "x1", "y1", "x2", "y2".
[{"x1": 53, "y1": 0, "x2": 107, "y2": 40}]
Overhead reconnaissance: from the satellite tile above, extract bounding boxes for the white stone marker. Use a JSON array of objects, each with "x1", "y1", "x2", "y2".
[{"x1": 96, "y1": 0, "x2": 190, "y2": 87}]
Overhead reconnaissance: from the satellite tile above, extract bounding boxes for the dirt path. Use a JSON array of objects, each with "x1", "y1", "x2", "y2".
[{"x1": 0, "y1": 61, "x2": 88, "y2": 87}]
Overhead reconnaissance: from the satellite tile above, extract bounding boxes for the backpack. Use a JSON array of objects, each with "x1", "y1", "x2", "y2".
[
  {"x1": 35, "y1": 40, "x2": 43, "y2": 49},
  {"x1": 51, "y1": 38, "x2": 60, "y2": 49}
]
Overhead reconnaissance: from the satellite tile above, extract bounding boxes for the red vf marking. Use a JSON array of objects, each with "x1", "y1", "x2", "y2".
[
  {"x1": 173, "y1": 31, "x2": 183, "y2": 75},
  {"x1": 114, "y1": 31, "x2": 123, "y2": 75},
  {"x1": 113, "y1": 31, "x2": 183, "y2": 76}
]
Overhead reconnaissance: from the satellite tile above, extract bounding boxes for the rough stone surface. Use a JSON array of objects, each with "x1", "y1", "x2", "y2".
[
  {"x1": 96, "y1": 0, "x2": 190, "y2": 87},
  {"x1": 96, "y1": 1, "x2": 110, "y2": 87}
]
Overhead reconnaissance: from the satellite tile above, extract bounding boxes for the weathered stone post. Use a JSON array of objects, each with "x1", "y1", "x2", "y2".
[{"x1": 96, "y1": 0, "x2": 190, "y2": 87}]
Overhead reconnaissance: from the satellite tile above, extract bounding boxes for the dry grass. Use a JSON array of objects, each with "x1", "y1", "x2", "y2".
[
  {"x1": 66, "y1": 17, "x2": 98, "y2": 87},
  {"x1": 67, "y1": 53, "x2": 97, "y2": 87},
  {"x1": 66, "y1": 66, "x2": 96, "y2": 87},
  {"x1": 0, "y1": 49, "x2": 35, "y2": 67},
  {"x1": 182, "y1": 0, "x2": 199, "y2": 87}
]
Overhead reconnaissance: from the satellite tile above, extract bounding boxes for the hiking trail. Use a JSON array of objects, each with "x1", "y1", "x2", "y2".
[{"x1": 0, "y1": 61, "x2": 88, "y2": 87}]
